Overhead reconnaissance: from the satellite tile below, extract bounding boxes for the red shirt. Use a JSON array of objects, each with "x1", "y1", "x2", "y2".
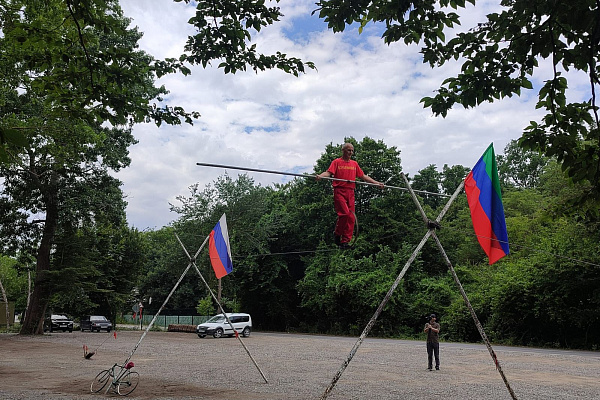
[{"x1": 327, "y1": 158, "x2": 364, "y2": 189}]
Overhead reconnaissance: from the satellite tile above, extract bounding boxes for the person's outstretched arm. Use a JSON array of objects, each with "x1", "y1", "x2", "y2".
[
  {"x1": 361, "y1": 174, "x2": 384, "y2": 188},
  {"x1": 316, "y1": 171, "x2": 333, "y2": 180}
]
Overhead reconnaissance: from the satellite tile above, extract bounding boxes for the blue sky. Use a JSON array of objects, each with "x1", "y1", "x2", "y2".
[{"x1": 114, "y1": 0, "x2": 582, "y2": 230}]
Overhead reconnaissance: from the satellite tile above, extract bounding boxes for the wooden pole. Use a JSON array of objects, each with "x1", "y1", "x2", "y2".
[
  {"x1": 217, "y1": 278, "x2": 222, "y2": 313},
  {"x1": 431, "y1": 231, "x2": 518, "y2": 399},
  {"x1": 122, "y1": 234, "x2": 209, "y2": 367}
]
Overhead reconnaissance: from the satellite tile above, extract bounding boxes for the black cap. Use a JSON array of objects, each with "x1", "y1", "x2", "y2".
[{"x1": 429, "y1": 314, "x2": 437, "y2": 319}]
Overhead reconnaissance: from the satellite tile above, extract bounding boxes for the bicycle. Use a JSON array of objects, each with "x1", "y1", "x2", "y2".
[{"x1": 90, "y1": 361, "x2": 139, "y2": 396}]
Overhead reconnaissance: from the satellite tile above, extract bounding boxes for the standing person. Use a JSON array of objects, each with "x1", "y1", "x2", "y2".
[
  {"x1": 424, "y1": 313, "x2": 441, "y2": 370},
  {"x1": 316, "y1": 142, "x2": 384, "y2": 249}
]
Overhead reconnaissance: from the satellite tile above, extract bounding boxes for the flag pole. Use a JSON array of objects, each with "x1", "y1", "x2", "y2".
[
  {"x1": 174, "y1": 233, "x2": 269, "y2": 384},
  {"x1": 196, "y1": 162, "x2": 450, "y2": 198}
]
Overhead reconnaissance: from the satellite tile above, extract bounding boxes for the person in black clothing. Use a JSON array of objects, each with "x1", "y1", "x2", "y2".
[{"x1": 424, "y1": 313, "x2": 440, "y2": 370}]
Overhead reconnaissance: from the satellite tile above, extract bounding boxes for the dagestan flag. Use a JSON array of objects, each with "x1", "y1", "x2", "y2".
[{"x1": 464, "y1": 144, "x2": 509, "y2": 264}]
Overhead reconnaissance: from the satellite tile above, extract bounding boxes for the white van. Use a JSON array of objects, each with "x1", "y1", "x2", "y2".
[{"x1": 196, "y1": 313, "x2": 252, "y2": 338}]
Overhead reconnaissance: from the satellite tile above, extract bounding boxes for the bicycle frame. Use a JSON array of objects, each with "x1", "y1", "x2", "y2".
[{"x1": 91, "y1": 362, "x2": 139, "y2": 396}]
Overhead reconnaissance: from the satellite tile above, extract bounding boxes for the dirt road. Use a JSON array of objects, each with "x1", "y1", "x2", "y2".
[{"x1": 1, "y1": 331, "x2": 598, "y2": 399}]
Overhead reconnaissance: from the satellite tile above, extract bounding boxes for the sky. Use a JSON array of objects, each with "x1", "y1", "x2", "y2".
[{"x1": 114, "y1": 0, "x2": 582, "y2": 230}]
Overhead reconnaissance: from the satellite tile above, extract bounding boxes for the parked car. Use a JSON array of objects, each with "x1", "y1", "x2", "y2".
[
  {"x1": 44, "y1": 314, "x2": 74, "y2": 333},
  {"x1": 80, "y1": 315, "x2": 113, "y2": 332},
  {"x1": 196, "y1": 313, "x2": 252, "y2": 338}
]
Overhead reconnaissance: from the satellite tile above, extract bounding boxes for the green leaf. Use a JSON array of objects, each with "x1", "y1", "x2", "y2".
[{"x1": 0, "y1": 128, "x2": 29, "y2": 147}]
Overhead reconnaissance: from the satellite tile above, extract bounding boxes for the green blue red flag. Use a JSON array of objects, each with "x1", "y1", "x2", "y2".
[
  {"x1": 464, "y1": 144, "x2": 509, "y2": 264},
  {"x1": 209, "y1": 214, "x2": 234, "y2": 279}
]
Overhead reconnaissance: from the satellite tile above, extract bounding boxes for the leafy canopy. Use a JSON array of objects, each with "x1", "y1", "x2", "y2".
[
  {"x1": 0, "y1": 0, "x2": 199, "y2": 163},
  {"x1": 176, "y1": 0, "x2": 316, "y2": 75}
]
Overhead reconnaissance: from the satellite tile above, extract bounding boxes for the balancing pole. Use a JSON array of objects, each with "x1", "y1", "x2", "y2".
[{"x1": 196, "y1": 162, "x2": 450, "y2": 198}]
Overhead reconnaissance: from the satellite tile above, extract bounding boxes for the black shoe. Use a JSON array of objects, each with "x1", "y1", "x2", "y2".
[
  {"x1": 338, "y1": 242, "x2": 353, "y2": 250},
  {"x1": 334, "y1": 234, "x2": 341, "y2": 246},
  {"x1": 427, "y1": 367, "x2": 432, "y2": 371},
  {"x1": 435, "y1": 367, "x2": 439, "y2": 370}
]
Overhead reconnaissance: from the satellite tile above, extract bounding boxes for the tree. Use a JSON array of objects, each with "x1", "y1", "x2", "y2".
[
  {"x1": 170, "y1": 175, "x2": 301, "y2": 329},
  {"x1": 0, "y1": 255, "x2": 28, "y2": 328},
  {"x1": 411, "y1": 164, "x2": 442, "y2": 209},
  {"x1": 497, "y1": 139, "x2": 549, "y2": 189},
  {"x1": 0, "y1": 120, "x2": 140, "y2": 333},
  {"x1": 441, "y1": 164, "x2": 470, "y2": 195},
  {"x1": 0, "y1": 0, "x2": 196, "y2": 334},
  {"x1": 177, "y1": 0, "x2": 316, "y2": 75},
  {"x1": 0, "y1": 0, "x2": 198, "y2": 162},
  {"x1": 50, "y1": 220, "x2": 146, "y2": 321}
]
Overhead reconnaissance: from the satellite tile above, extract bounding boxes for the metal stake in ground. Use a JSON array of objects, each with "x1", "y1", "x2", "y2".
[
  {"x1": 174, "y1": 233, "x2": 269, "y2": 384},
  {"x1": 320, "y1": 176, "x2": 464, "y2": 400},
  {"x1": 400, "y1": 173, "x2": 518, "y2": 400}
]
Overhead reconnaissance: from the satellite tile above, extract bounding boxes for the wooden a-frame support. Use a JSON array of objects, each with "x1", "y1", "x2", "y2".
[
  {"x1": 119, "y1": 230, "x2": 268, "y2": 384},
  {"x1": 320, "y1": 174, "x2": 518, "y2": 400}
]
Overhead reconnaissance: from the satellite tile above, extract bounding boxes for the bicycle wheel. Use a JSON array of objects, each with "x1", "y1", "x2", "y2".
[
  {"x1": 90, "y1": 369, "x2": 111, "y2": 393},
  {"x1": 117, "y1": 370, "x2": 139, "y2": 396}
]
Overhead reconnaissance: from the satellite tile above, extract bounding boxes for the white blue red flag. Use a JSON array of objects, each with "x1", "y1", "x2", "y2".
[{"x1": 209, "y1": 214, "x2": 234, "y2": 279}]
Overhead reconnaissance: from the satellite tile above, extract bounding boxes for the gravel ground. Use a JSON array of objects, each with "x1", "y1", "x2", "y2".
[{"x1": 1, "y1": 330, "x2": 598, "y2": 399}]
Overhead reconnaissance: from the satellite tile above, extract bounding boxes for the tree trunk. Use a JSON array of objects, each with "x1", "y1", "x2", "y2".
[
  {"x1": 0, "y1": 277, "x2": 10, "y2": 329},
  {"x1": 19, "y1": 177, "x2": 59, "y2": 335}
]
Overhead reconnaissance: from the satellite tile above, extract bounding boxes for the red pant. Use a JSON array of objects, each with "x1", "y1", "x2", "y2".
[{"x1": 333, "y1": 188, "x2": 356, "y2": 244}]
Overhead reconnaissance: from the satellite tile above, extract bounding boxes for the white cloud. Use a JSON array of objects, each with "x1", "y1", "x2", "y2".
[{"x1": 115, "y1": 0, "x2": 562, "y2": 230}]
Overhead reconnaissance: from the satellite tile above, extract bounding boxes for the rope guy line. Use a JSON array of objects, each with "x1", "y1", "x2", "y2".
[
  {"x1": 234, "y1": 247, "x2": 339, "y2": 259},
  {"x1": 233, "y1": 223, "x2": 600, "y2": 270},
  {"x1": 231, "y1": 202, "x2": 599, "y2": 270},
  {"x1": 196, "y1": 162, "x2": 451, "y2": 198}
]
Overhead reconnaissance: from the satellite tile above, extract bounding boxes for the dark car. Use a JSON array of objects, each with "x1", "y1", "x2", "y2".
[
  {"x1": 80, "y1": 315, "x2": 113, "y2": 332},
  {"x1": 44, "y1": 314, "x2": 74, "y2": 333}
]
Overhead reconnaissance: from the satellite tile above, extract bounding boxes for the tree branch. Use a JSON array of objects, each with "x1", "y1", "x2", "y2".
[{"x1": 66, "y1": 0, "x2": 95, "y2": 93}]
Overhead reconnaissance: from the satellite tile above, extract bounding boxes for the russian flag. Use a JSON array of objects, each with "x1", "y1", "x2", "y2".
[
  {"x1": 209, "y1": 214, "x2": 234, "y2": 279},
  {"x1": 464, "y1": 144, "x2": 509, "y2": 264}
]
